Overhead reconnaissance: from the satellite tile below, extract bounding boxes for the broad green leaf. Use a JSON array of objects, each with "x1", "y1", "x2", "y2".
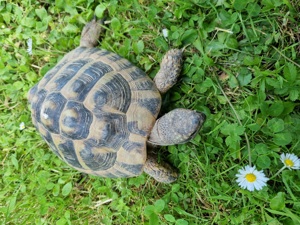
[
  {"x1": 193, "y1": 38, "x2": 204, "y2": 54},
  {"x1": 176, "y1": 219, "x2": 189, "y2": 225},
  {"x1": 164, "y1": 214, "x2": 176, "y2": 222},
  {"x1": 181, "y1": 29, "x2": 198, "y2": 45},
  {"x1": 52, "y1": 184, "x2": 60, "y2": 196},
  {"x1": 273, "y1": 132, "x2": 292, "y2": 146},
  {"x1": 270, "y1": 192, "x2": 285, "y2": 210},
  {"x1": 254, "y1": 143, "x2": 269, "y2": 154},
  {"x1": 46, "y1": 182, "x2": 55, "y2": 190},
  {"x1": 267, "y1": 118, "x2": 285, "y2": 133},
  {"x1": 281, "y1": 102, "x2": 296, "y2": 115},
  {"x1": 225, "y1": 135, "x2": 241, "y2": 149},
  {"x1": 149, "y1": 213, "x2": 159, "y2": 225},
  {"x1": 171, "y1": 92, "x2": 181, "y2": 101},
  {"x1": 226, "y1": 37, "x2": 238, "y2": 49},
  {"x1": 64, "y1": 210, "x2": 71, "y2": 220},
  {"x1": 289, "y1": 89, "x2": 299, "y2": 101},
  {"x1": 35, "y1": 8, "x2": 48, "y2": 20},
  {"x1": 129, "y1": 28, "x2": 143, "y2": 39},
  {"x1": 237, "y1": 72, "x2": 252, "y2": 86},
  {"x1": 95, "y1": 4, "x2": 108, "y2": 18},
  {"x1": 206, "y1": 40, "x2": 225, "y2": 52},
  {"x1": 21, "y1": 17, "x2": 36, "y2": 28},
  {"x1": 218, "y1": 9, "x2": 238, "y2": 26},
  {"x1": 171, "y1": 192, "x2": 179, "y2": 203},
  {"x1": 256, "y1": 155, "x2": 271, "y2": 169},
  {"x1": 262, "y1": 0, "x2": 283, "y2": 8},
  {"x1": 8, "y1": 195, "x2": 17, "y2": 214},
  {"x1": 233, "y1": 0, "x2": 248, "y2": 10},
  {"x1": 154, "y1": 199, "x2": 165, "y2": 213},
  {"x1": 203, "y1": 55, "x2": 214, "y2": 66},
  {"x1": 62, "y1": 182, "x2": 72, "y2": 196},
  {"x1": 10, "y1": 154, "x2": 19, "y2": 169},
  {"x1": 197, "y1": 77, "x2": 214, "y2": 93},
  {"x1": 132, "y1": 40, "x2": 144, "y2": 54},
  {"x1": 56, "y1": 218, "x2": 67, "y2": 225},
  {"x1": 128, "y1": 175, "x2": 145, "y2": 187},
  {"x1": 36, "y1": 21, "x2": 48, "y2": 32},
  {"x1": 228, "y1": 75, "x2": 239, "y2": 88},
  {"x1": 154, "y1": 37, "x2": 169, "y2": 51},
  {"x1": 144, "y1": 205, "x2": 156, "y2": 216},
  {"x1": 221, "y1": 123, "x2": 245, "y2": 136},
  {"x1": 37, "y1": 170, "x2": 50, "y2": 185},
  {"x1": 265, "y1": 213, "x2": 281, "y2": 225},
  {"x1": 243, "y1": 95, "x2": 259, "y2": 111},
  {"x1": 283, "y1": 62, "x2": 297, "y2": 82},
  {"x1": 111, "y1": 17, "x2": 121, "y2": 31},
  {"x1": 243, "y1": 56, "x2": 261, "y2": 66},
  {"x1": 246, "y1": 3, "x2": 261, "y2": 16},
  {"x1": 62, "y1": 24, "x2": 78, "y2": 34},
  {"x1": 172, "y1": 183, "x2": 181, "y2": 192},
  {"x1": 192, "y1": 69, "x2": 204, "y2": 83},
  {"x1": 2, "y1": 12, "x2": 11, "y2": 24},
  {"x1": 55, "y1": 0, "x2": 65, "y2": 9},
  {"x1": 269, "y1": 101, "x2": 284, "y2": 117},
  {"x1": 26, "y1": 71, "x2": 38, "y2": 82},
  {"x1": 13, "y1": 81, "x2": 24, "y2": 90},
  {"x1": 217, "y1": 95, "x2": 227, "y2": 104},
  {"x1": 247, "y1": 123, "x2": 260, "y2": 131}
]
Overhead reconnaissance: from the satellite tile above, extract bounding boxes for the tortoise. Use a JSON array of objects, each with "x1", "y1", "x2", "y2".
[{"x1": 28, "y1": 17, "x2": 206, "y2": 183}]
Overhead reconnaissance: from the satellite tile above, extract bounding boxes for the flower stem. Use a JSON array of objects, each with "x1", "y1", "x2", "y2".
[
  {"x1": 270, "y1": 166, "x2": 286, "y2": 179},
  {"x1": 215, "y1": 77, "x2": 252, "y2": 166}
]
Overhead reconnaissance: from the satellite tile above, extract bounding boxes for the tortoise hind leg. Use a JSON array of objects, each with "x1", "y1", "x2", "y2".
[
  {"x1": 144, "y1": 153, "x2": 178, "y2": 183},
  {"x1": 80, "y1": 16, "x2": 106, "y2": 48},
  {"x1": 154, "y1": 49, "x2": 184, "y2": 93}
]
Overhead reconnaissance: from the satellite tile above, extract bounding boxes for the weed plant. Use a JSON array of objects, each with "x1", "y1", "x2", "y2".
[{"x1": 1, "y1": 0, "x2": 300, "y2": 224}]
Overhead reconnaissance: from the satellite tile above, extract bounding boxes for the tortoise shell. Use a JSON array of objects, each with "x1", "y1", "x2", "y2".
[{"x1": 28, "y1": 47, "x2": 162, "y2": 178}]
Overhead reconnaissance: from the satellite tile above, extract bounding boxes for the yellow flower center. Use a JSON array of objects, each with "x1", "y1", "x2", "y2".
[
  {"x1": 284, "y1": 159, "x2": 294, "y2": 167},
  {"x1": 245, "y1": 173, "x2": 256, "y2": 182}
]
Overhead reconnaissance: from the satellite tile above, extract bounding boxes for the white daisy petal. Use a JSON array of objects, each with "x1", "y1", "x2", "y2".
[
  {"x1": 19, "y1": 122, "x2": 25, "y2": 130},
  {"x1": 236, "y1": 165, "x2": 269, "y2": 191},
  {"x1": 27, "y1": 38, "x2": 33, "y2": 55},
  {"x1": 280, "y1": 153, "x2": 300, "y2": 170},
  {"x1": 247, "y1": 183, "x2": 254, "y2": 191},
  {"x1": 162, "y1": 28, "x2": 169, "y2": 38}
]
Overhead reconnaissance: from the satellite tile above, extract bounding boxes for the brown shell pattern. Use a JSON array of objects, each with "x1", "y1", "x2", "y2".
[{"x1": 28, "y1": 47, "x2": 162, "y2": 178}]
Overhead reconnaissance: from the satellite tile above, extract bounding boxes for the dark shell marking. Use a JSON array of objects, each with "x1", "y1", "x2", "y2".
[{"x1": 28, "y1": 47, "x2": 161, "y2": 178}]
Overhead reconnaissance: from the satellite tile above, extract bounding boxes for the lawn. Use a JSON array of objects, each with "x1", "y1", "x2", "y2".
[{"x1": 1, "y1": 0, "x2": 300, "y2": 224}]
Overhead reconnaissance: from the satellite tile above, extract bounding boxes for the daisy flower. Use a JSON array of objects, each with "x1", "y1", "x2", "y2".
[
  {"x1": 19, "y1": 122, "x2": 25, "y2": 130},
  {"x1": 162, "y1": 28, "x2": 169, "y2": 39},
  {"x1": 236, "y1": 165, "x2": 269, "y2": 191},
  {"x1": 280, "y1": 153, "x2": 300, "y2": 170},
  {"x1": 27, "y1": 38, "x2": 32, "y2": 55}
]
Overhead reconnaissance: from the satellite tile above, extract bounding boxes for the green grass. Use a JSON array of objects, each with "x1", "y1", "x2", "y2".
[{"x1": 1, "y1": 0, "x2": 300, "y2": 224}]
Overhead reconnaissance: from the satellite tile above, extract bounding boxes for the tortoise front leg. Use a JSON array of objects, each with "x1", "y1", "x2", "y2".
[{"x1": 143, "y1": 153, "x2": 178, "y2": 183}]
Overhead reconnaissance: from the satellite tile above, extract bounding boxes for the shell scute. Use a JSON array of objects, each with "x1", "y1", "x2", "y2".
[
  {"x1": 40, "y1": 92, "x2": 67, "y2": 134},
  {"x1": 138, "y1": 97, "x2": 161, "y2": 116},
  {"x1": 57, "y1": 139, "x2": 83, "y2": 169},
  {"x1": 28, "y1": 88, "x2": 47, "y2": 125},
  {"x1": 79, "y1": 147, "x2": 117, "y2": 171},
  {"x1": 60, "y1": 101, "x2": 93, "y2": 140},
  {"x1": 51, "y1": 59, "x2": 92, "y2": 91},
  {"x1": 42, "y1": 130, "x2": 62, "y2": 160},
  {"x1": 91, "y1": 73, "x2": 131, "y2": 113}
]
